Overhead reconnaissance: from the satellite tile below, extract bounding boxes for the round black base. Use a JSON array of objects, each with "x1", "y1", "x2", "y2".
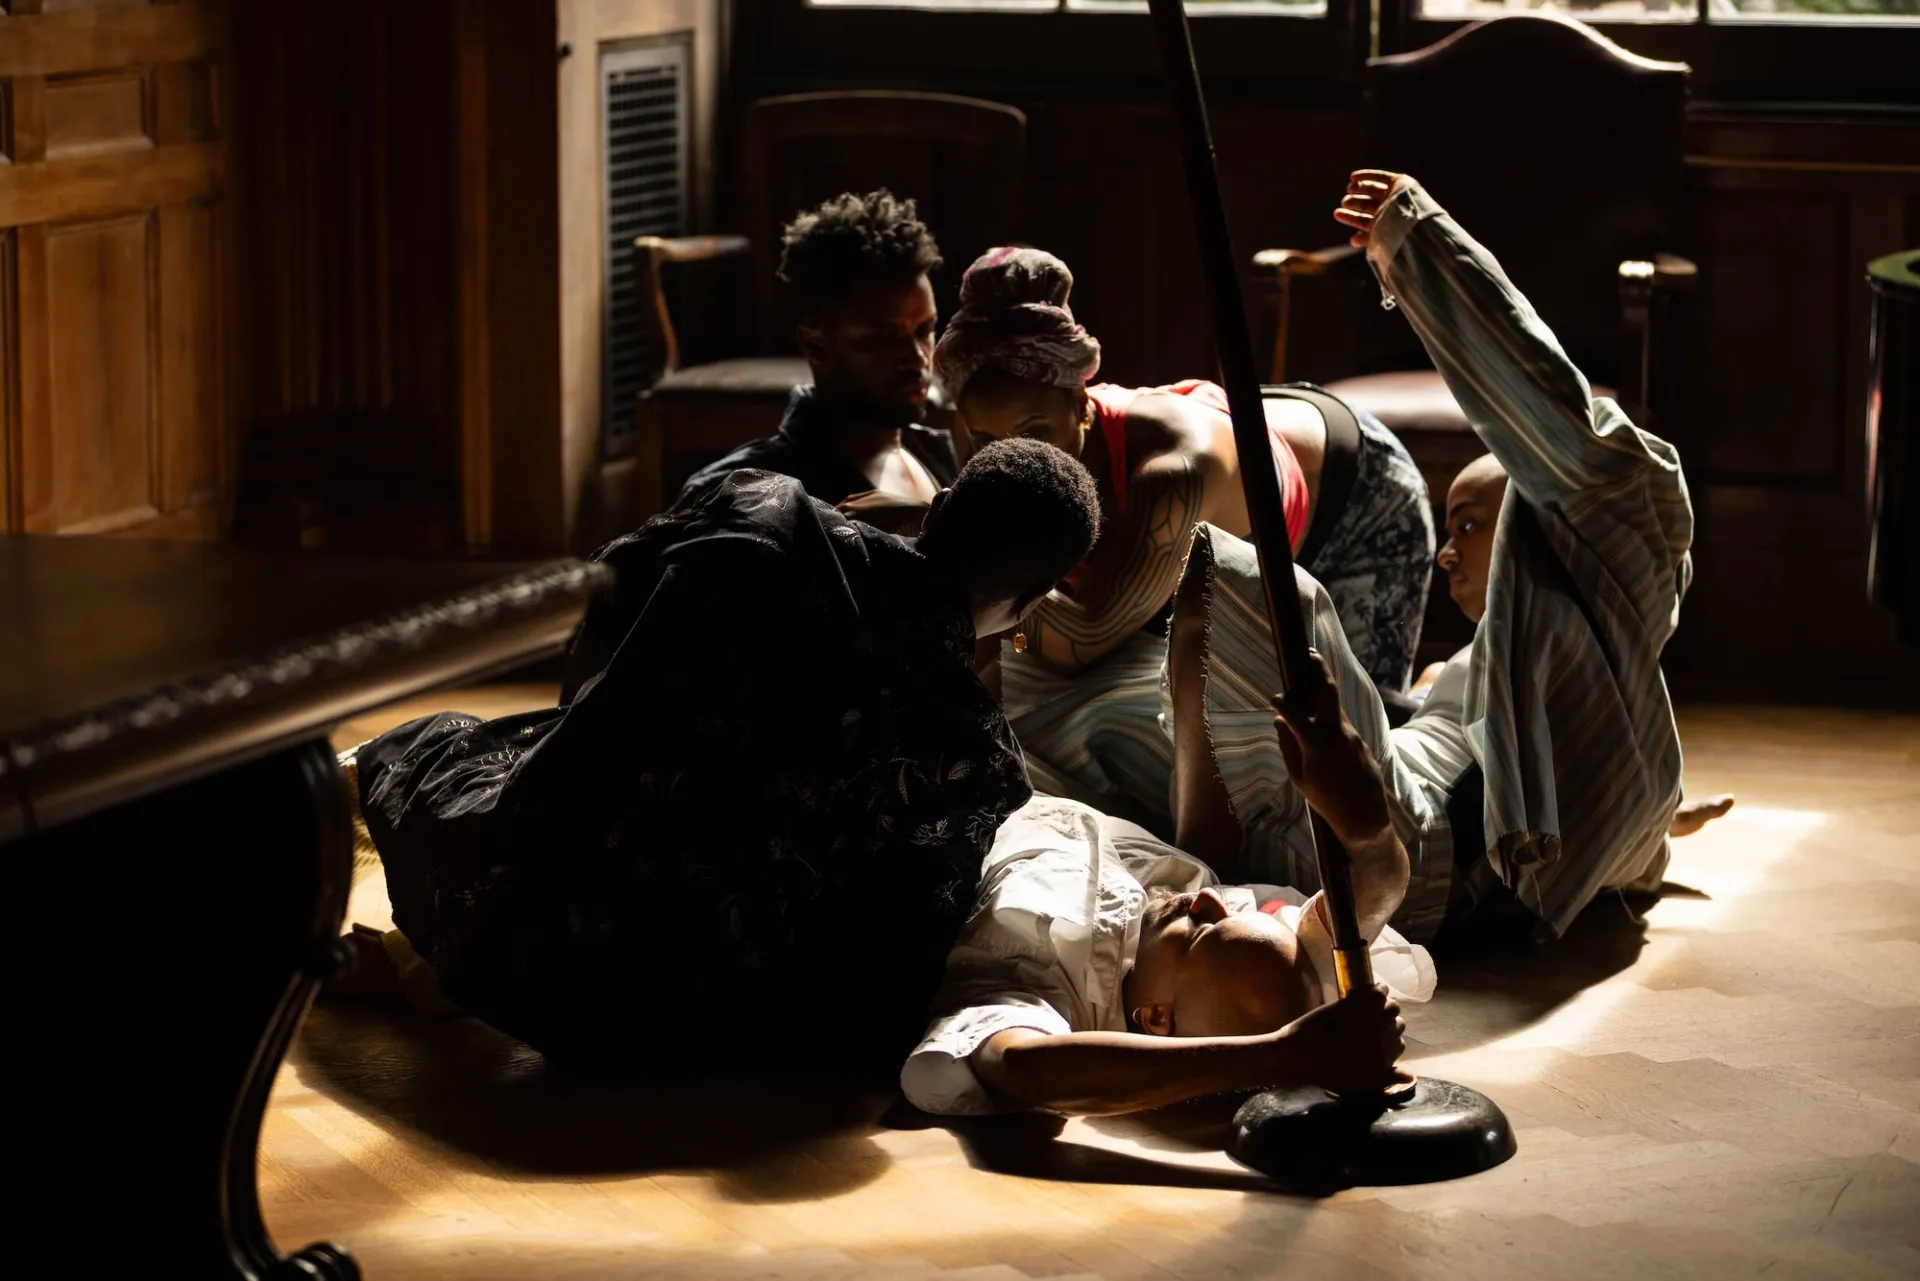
[{"x1": 1227, "y1": 1077, "x2": 1517, "y2": 1193}]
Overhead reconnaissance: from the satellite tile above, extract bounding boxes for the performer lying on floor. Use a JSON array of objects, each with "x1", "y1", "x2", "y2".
[
  {"x1": 675, "y1": 189, "x2": 957, "y2": 515},
  {"x1": 926, "y1": 247, "x2": 1435, "y2": 834},
  {"x1": 342, "y1": 440, "x2": 1100, "y2": 1067},
  {"x1": 903, "y1": 650, "x2": 1425, "y2": 1117},
  {"x1": 1170, "y1": 170, "x2": 1704, "y2": 944}
]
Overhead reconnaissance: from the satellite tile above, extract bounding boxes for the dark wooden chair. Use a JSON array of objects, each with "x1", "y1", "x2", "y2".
[
  {"x1": 1254, "y1": 14, "x2": 1693, "y2": 664},
  {"x1": 632, "y1": 90, "x2": 1027, "y2": 518}
]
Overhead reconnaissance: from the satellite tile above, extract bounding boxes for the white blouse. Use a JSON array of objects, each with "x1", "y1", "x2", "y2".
[{"x1": 901, "y1": 796, "x2": 1435, "y2": 1117}]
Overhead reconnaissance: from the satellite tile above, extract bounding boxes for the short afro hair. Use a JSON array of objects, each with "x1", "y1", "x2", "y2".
[
  {"x1": 920, "y1": 438, "x2": 1101, "y2": 606},
  {"x1": 778, "y1": 189, "x2": 942, "y2": 320}
]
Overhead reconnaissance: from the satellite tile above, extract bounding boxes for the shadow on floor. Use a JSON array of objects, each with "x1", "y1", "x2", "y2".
[
  {"x1": 297, "y1": 996, "x2": 1291, "y2": 1199},
  {"x1": 1411, "y1": 887, "x2": 1662, "y2": 1051},
  {"x1": 293, "y1": 1000, "x2": 898, "y2": 1203},
  {"x1": 880, "y1": 1096, "x2": 1277, "y2": 1193},
  {"x1": 293, "y1": 886, "x2": 1672, "y2": 1203}
]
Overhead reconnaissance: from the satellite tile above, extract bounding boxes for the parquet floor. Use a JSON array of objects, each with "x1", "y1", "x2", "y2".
[{"x1": 259, "y1": 693, "x2": 1920, "y2": 1280}]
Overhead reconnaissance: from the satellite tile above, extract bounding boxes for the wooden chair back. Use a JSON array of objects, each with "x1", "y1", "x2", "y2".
[
  {"x1": 1359, "y1": 15, "x2": 1688, "y2": 385},
  {"x1": 742, "y1": 91, "x2": 1028, "y2": 350}
]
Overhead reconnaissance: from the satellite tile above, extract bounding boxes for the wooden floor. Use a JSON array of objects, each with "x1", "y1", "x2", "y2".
[{"x1": 261, "y1": 693, "x2": 1920, "y2": 1280}]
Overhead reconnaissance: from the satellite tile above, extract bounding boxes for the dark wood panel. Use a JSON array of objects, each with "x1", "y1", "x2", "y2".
[
  {"x1": 30, "y1": 211, "x2": 156, "y2": 533},
  {"x1": 3, "y1": 0, "x2": 230, "y2": 540},
  {"x1": 1689, "y1": 113, "x2": 1920, "y2": 170},
  {"x1": 0, "y1": 138, "x2": 219, "y2": 223},
  {"x1": 157, "y1": 197, "x2": 221, "y2": 515},
  {"x1": 43, "y1": 66, "x2": 147, "y2": 158},
  {"x1": 0, "y1": 1, "x2": 215, "y2": 78},
  {"x1": 1691, "y1": 189, "x2": 1847, "y2": 484},
  {"x1": 473, "y1": 0, "x2": 560, "y2": 557},
  {"x1": 1014, "y1": 99, "x2": 1366, "y2": 390},
  {"x1": 42, "y1": 1, "x2": 156, "y2": 14},
  {"x1": 1, "y1": 78, "x2": 14, "y2": 164},
  {"x1": 151, "y1": 56, "x2": 217, "y2": 146},
  {"x1": 227, "y1": 0, "x2": 466, "y2": 555},
  {"x1": 1669, "y1": 536, "x2": 1920, "y2": 705},
  {"x1": 0, "y1": 228, "x2": 11, "y2": 530},
  {"x1": 10, "y1": 73, "x2": 49, "y2": 163}
]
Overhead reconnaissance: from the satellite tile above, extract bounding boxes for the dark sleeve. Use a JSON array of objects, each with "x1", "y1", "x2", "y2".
[
  {"x1": 675, "y1": 435, "x2": 795, "y2": 510},
  {"x1": 557, "y1": 531, "x2": 666, "y2": 706},
  {"x1": 839, "y1": 676, "x2": 1032, "y2": 1025},
  {"x1": 533, "y1": 543, "x2": 795, "y2": 827}
]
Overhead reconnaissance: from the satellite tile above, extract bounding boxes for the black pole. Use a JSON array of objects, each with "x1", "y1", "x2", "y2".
[{"x1": 1147, "y1": 0, "x2": 1374, "y2": 996}]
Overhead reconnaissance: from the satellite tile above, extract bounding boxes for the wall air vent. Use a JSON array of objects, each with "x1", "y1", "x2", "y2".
[{"x1": 600, "y1": 36, "x2": 691, "y2": 459}]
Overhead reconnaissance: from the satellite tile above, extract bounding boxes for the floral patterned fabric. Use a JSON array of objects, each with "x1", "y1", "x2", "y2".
[{"x1": 358, "y1": 472, "x2": 1032, "y2": 1064}]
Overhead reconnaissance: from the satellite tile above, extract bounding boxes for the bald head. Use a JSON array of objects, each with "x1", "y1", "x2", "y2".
[
  {"x1": 1452, "y1": 452, "x2": 1508, "y2": 499},
  {"x1": 1437, "y1": 453, "x2": 1508, "y2": 623},
  {"x1": 1124, "y1": 888, "x2": 1318, "y2": 1039}
]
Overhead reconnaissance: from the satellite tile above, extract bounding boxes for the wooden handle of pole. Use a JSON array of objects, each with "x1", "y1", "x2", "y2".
[{"x1": 1147, "y1": 0, "x2": 1374, "y2": 998}]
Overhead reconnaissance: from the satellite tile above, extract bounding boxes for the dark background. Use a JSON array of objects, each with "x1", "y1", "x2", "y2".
[{"x1": 215, "y1": 0, "x2": 1919, "y2": 704}]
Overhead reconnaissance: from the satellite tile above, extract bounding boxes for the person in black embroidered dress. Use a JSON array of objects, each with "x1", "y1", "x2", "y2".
[
  {"x1": 676, "y1": 189, "x2": 958, "y2": 527},
  {"x1": 347, "y1": 440, "x2": 1100, "y2": 1068}
]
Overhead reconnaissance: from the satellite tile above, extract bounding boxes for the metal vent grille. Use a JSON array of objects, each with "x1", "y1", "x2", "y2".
[{"x1": 601, "y1": 38, "x2": 690, "y2": 458}]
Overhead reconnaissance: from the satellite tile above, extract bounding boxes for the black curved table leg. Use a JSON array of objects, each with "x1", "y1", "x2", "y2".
[{"x1": 20, "y1": 739, "x2": 361, "y2": 1279}]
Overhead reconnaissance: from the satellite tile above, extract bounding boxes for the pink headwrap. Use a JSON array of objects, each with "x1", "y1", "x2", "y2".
[{"x1": 932, "y1": 247, "x2": 1103, "y2": 403}]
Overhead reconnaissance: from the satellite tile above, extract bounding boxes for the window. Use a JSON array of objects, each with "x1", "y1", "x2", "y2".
[
  {"x1": 808, "y1": 1, "x2": 1323, "y2": 11},
  {"x1": 748, "y1": 0, "x2": 1368, "y2": 92},
  {"x1": 1391, "y1": 0, "x2": 1918, "y2": 100},
  {"x1": 759, "y1": 0, "x2": 1913, "y2": 99},
  {"x1": 1416, "y1": 0, "x2": 1916, "y2": 21}
]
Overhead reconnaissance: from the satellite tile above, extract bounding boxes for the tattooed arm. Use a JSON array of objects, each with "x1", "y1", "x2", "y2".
[{"x1": 1024, "y1": 450, "x2": 1218, "y2": 674}]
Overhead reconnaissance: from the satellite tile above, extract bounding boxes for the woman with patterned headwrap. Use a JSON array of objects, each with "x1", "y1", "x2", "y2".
[{"x1": 932, "y1": 246, "x2": 1434, "y2": 838}]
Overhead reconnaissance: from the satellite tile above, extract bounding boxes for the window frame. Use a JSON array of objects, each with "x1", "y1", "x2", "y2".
[
  {"x1": 1380, "y1": 1, "x2": 1920, "y2": 105},
  {"x1": 737, "y1": 0, "x2": 1371, "y2": 97}
]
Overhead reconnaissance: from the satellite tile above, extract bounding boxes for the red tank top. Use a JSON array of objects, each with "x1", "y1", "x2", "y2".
[{"x1": 1065, "y1": 380, "x2": 1308, "y2": 590}]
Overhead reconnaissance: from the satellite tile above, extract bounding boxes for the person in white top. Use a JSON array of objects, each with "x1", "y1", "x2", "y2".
[{"x1": 904, "y1": 649, "x2": 1431, "y2": 1117}]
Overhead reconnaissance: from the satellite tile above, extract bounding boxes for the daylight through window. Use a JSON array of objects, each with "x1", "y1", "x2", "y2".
[{"x1": 1416, "y1": 0, "x2": 1917, "y2": 21}]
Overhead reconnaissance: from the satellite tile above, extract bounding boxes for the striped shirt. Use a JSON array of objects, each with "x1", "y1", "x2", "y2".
[
  {"x1": 1194, "y1": 180, "x2": 1691, "y2": 941},
  {"x1": 1376, "y1": 179, "x2": 1691, "y2": 937}
]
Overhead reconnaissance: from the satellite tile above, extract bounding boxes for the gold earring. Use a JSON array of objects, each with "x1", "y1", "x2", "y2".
[{"x1": 1011, "y1": 630, "x2": 1028, "y2": 654}]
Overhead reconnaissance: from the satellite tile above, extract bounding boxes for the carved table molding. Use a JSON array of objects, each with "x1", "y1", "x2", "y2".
[{"x1": 2, "y1": 536, "x2": 610, "y2": 1279}]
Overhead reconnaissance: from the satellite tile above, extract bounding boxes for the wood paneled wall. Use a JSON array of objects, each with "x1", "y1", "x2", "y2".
[
  {"x1": 0, "y1": 0, "x2": 229, "y2": 540},
  {"x1": 227, "y1": 0, "x2": 471, "y2": 553},
  {"x1": 1666, "y1": 114, "x2": 1920, "y2": 702}
]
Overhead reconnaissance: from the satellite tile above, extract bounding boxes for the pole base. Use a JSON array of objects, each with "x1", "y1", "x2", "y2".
[{"x1": 1227, "y1": 1077, "x2": 1517, "y2": 1192}]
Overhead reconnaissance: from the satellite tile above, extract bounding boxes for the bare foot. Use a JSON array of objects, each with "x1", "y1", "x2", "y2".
[
  {"x1": 1670, "y1": 793, "x2": 1735, "y2": 838},
  {"x1": 322, "y1": 923, "x2": 406, "y2": 1003}
]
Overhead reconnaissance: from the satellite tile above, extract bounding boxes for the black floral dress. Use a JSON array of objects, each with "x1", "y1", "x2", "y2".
[{"x1": 358, "y1": 473, "x2": 1031, "y2": 1064}]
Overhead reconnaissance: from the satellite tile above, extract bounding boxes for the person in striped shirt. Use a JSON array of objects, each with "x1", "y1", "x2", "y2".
[{"x1": 1170, "y1": 170, "x2": 1715, "y2": 945}]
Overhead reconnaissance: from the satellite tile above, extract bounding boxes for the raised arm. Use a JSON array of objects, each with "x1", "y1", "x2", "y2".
[
  {"x1": 1023, "y1": 449, "x2": 1219, "y2": 674},
  {"x1": 1269, "y1": 648, "x2": 1410, "y2": 944},
  {"x1": 1337, "y1": 172, "x2": 1682, "y2": 511},
  {"x1": 970, "y1": 986, "x2": 1404, "y2": 1116}
]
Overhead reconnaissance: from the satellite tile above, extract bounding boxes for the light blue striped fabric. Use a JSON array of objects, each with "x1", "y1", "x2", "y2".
[
  {"x1": 1173, "y1": 532, "x2": 1457, "y2": 944},
  {"x1": 1202, "y1": 181, "x2": 1692, "y2": 940},
  {"x1": 1001, "y1": 631, "x2": 1179, "y2": 838}
]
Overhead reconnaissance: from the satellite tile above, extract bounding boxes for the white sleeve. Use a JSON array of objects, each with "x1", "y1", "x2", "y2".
[
  {"x1": 899, "y1": 992, "x2": 1073, "y2": 1117},
  {"x1": 1284, "y1": 899, "x2": 1438, "y2": 1008}
]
